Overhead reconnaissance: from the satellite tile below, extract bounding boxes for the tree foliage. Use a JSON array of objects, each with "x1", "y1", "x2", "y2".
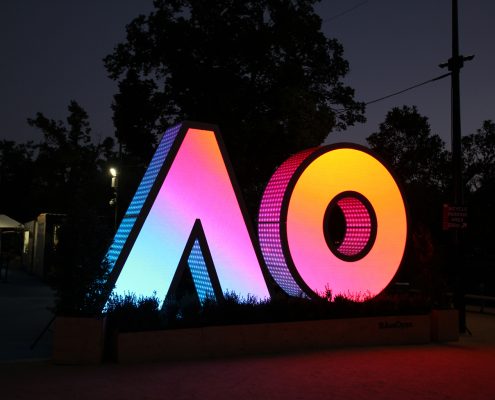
[
  {"x1": 51, "y1": 207, "x2": 113, "y2": 316},
  {"x1": 462, "y1": 120, "x2": 495, "y2": 292},
  {"x1": 462, "y1": 120, "x2": 495, "y2": 192},
  {"x1": 27, "y1": 100, "x2": 115, "y2": 215},
  {"x1": 366, "y1": 106, "x2": 452, "y2": 299},
  {"x1": 0, "y1": 140, "x2": 35, "y2": 221},
  {"x1": 105, "y1": 0, "x2": 365, "y2": 207},
  {"x1": 366, "y1": 105, "x2": 449, "y2": 190},
  {"x1": 24, "y1": 101, "x2": 117, "y2": 314},
  {"x1": 112, "y1": 70, "x2": 161, "y2": 163}
]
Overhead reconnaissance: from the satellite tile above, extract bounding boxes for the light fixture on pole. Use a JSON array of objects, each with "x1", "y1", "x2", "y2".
[{"x1": 109, "y1": 167, "x2": 118, "y2": 232}]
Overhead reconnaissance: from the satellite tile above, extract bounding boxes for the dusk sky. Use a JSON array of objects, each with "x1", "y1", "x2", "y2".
[{"x1": 1, "y1": 1, "x2": 494, "y2": 149}]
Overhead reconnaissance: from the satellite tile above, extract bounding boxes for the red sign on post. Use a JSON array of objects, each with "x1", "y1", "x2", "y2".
[{"x1": 442, "y1": 204, "x2": 468, "y2": 230}]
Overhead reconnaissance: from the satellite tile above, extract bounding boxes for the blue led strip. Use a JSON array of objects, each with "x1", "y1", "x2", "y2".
[
  {"x1": 187, "y1": 239, "x2": 217, "y2": 303},
  {"x1": 105, "y1": 123, "x2": 182, "y2": 272}
]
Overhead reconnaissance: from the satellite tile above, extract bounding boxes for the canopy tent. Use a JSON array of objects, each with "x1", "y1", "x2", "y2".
[
  {"x1": 0, "y1": 215, "x2": 24, "y2": 279},
  {"x1": 0, "y1": 214, "x2": 24, "y2": 230}
]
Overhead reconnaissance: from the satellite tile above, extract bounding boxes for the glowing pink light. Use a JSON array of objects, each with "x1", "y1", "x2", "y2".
[
  {"x1": 335, "y1": 196, "x2": 374, "y2": 257},
  {"x1": 258, "y1": 149, "x2": 317, "y2": 296}
]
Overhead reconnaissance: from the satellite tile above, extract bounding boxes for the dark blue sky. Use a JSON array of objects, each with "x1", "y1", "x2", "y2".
[{"x1": 1, "y1": 1, "x2": 494, "y2": 149}]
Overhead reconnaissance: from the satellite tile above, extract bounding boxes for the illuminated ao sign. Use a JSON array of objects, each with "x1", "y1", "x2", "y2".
[{"x1": 103, "y1": 122, "x2": 407, "y2": 306}]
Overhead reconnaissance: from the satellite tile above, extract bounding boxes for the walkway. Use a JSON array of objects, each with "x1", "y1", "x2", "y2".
[
  {"x1": 0, "y1": 268, "x2": 494, "y2": 399},
  {"x1": 0, "y1": 267, "x2": 54, "y2": 361}
]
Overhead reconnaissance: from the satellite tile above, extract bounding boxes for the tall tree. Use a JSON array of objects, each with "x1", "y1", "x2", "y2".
[
  {"x1": 366, "y1": 106, "x2": 451, "y2": 299},
  {"x1": 105, "y1": 0, "x2": 365, "y2": 209},
  {"x1": 26, "y1": 102, "x2": 116, "y2": 295},
  {"x1": 112, "y1": 70, "x2": 162, "y2": 163},
  {"x1": 28, "y1": 100, "x2": 115, "y2": 216},
  {"x1": 462, "y1": 120, "x2": 495, "y2": 192},
  {"x1": 462, "y1": 120, "x2": 495, "y2": 294},
  {"x1": 366, "y1": 105, "x2": 449, "y2": 190},
  {"x1": 0, "y1": 140, "x2": 35, "y2": 221}
]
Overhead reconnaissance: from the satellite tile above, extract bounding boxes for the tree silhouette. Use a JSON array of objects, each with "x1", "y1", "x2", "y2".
[
  {"x1": 105, "y1": 0, "x2": 365, "y2": 209},
  {"x1": 0, "y1": 140, "x2": 35, "y2": 221},
  {"x1": 462, "y1": 120, "x2": 495, "y2": 192},
  {"x1": 112, "y1": 70, "x2": 162, "y2": 163},
  {"x1": 367, "y1": 106, "x2": 451, "y2": 300},
  {"x1": 25, "y1": 101, "x2": 116, "y2": 303},
  {"x1": 366, "y1": 105, "x2": 449, "y2": 190},
  {"x1": 27, "y1": 100, "x2": 115, "y2": 216},
  {"x1": 462, "y1": 120, "x2": 495, "y2": 295}
]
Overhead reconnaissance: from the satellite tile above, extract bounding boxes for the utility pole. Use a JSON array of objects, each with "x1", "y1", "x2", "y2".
[{"x1": 439, "y1": 0, "x2": 474, "y2": 334}]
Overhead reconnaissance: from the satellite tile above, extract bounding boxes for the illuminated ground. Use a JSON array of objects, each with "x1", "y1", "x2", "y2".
[{"x1": 1, "y1": 268, "x2": 494, "y2": 399}]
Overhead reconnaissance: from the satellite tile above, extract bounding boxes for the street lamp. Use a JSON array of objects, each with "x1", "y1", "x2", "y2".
[{"x1": 109, "y1": 167, "x2": 118, "y2": 232}]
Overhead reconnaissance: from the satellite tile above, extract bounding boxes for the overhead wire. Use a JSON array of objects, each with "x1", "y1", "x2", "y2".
[
  {"x1": 318, "y1": 2, "x2": 451, "y2": 115},
  {"x1": 322, "y1": 1, "x2": 369, "y2": 24},
  {"x1": 333, "y1": 72, "x2": 452, "y2": 114},
  {"x1": 365, "y1": 72, "x2": 451, "y2": 106}
]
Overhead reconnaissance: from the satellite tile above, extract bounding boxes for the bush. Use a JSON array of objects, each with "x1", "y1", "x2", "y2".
[
  {"x1": 105, "y1": 292, "x2": 162, "y2": 332},
  {"x1": 104, "y1": 289, "x2": 432, "y2": 333}
]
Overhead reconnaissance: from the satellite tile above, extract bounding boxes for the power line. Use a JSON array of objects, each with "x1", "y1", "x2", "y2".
[
  {"x1": 322, "y1": 1, "x2": 369, "y2": 24},
  {"x1": 332, "y1": 72, "x2": 451, "y2": 114},
  {"x1": 365, "y1": 72, "x2": 451, "y2": 105}
]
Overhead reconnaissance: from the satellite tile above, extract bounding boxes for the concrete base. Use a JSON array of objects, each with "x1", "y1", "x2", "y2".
[
  {"x1": 430, "y1": 309, "x2": 460, "y2": 342},
  {"x1": 52, "y1": 316, "x2": 106, "y2": 365},
  {"x1": 117, "y1": 314, "x2": 432, "y2": 363}
]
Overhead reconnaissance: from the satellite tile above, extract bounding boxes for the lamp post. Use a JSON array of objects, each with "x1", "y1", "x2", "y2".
[{"x1": 109, "y1": 167, "x2": 118, "y2": 232}]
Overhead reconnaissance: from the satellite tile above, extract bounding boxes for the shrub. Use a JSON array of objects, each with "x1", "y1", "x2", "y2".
[
  {"x1": 105, "y1": 292, "x2": 162, "y2": 332},
  {"x1": 104, "y1": 288, "x2": 432, "y2": 333}
]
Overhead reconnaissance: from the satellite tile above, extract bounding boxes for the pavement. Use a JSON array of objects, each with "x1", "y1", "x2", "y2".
[
  {"x1": 0, "y1": 267, "x2": 54, "y2": 361},
  {"x1": 1, "y1": 267, "x2": 495, "y2": 400}
]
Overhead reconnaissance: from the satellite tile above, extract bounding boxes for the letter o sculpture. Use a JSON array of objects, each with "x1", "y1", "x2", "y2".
[{"x1": 258, "y1": 144, "x2": 408, "y2": 300}]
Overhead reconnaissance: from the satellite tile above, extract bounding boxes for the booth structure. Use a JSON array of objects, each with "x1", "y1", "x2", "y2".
[{"x1": 21, "y1": 213, "x2": 65, "y2": 279}]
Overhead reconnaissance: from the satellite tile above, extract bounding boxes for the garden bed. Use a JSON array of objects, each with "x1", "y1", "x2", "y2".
[
  {"x1": 52, "y1": 290, "x2": 459, "y2": 364},
  {"x1": 116, "y1": 312, "x2": 454, "y2": 363}
]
